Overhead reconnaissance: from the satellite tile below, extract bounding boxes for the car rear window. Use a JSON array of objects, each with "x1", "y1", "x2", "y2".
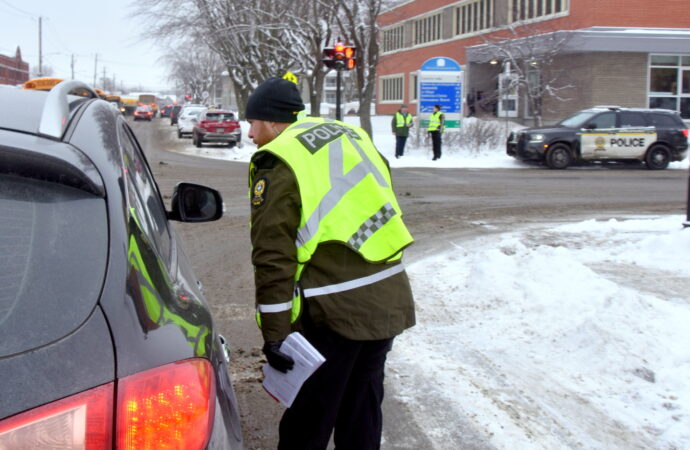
[
  {"x1": 205, "y1": 113, "x2": 235, "y2": 121},
  {"x1": 648, "y1": 112, "x2": 682, "y2": 128},
  {"x1": 0, "y1": 175, "x2": 107, "y2": 357}
]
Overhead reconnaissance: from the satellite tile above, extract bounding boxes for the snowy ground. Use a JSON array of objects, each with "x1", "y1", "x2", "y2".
[
  {"x1": 389, "y1": 215, "x2": 690, "y2": 449},
  {"x1": 174, "y1": 115, "x2": 689, "y2": 170}
]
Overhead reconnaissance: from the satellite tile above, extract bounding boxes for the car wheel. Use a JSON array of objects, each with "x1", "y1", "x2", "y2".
[
  {"x1": 645, "y1": 145, "x2": 670, "y2": 170},
  {"x1": 195, "y1": 135, "x2": 203, "y2": 148},
  {"x1": 546, "y1": 144, "x2": 571, "y2": 169},
  {"x1": 177, "y1": 129, "x2": 182, "y2": 138}
]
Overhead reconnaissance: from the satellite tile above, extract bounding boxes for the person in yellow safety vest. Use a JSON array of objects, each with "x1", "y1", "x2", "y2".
[
  {"x1": 245, "y1": 77, "x2": 415, "y2": 449},
  {"x1": 391, "y1": 103, "x2": 413, "y2": 159},
  {"x1": 428, "y1": 104, "x2": 445, "y2": 161}
]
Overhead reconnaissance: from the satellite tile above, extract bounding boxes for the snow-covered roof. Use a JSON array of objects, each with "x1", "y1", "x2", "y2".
[{"x1": 467, "y1": 27, "x2": 690, "y2": 63}]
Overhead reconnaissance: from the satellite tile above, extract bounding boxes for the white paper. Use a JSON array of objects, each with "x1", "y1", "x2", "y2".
[{"x1": 262, "y1": 332, "x2": 326, "y2": 407}]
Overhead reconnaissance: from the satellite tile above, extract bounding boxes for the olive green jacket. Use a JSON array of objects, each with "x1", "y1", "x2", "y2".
[{"x1": 250, "y1": 153, "x2": 415, "y2": 343}]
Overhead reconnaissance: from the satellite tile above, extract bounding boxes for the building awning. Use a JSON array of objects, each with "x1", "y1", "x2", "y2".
[{"x1": 466, "y1": 27, "x2": 690, "y2": 63}]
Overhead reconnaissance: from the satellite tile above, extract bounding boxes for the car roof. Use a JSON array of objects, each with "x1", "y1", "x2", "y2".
[
  {"x1": 0, "y1": 86, "x2": 92, "y2": 136},
  {"x1": 584, "y1": 106, "x2": 679, "y2": 115}
]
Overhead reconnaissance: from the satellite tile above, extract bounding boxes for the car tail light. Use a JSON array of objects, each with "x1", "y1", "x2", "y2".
[
  {"x1": 683, "y1": 129, "x2": 688, "y2": 138},
  {"x1": 0, "y1": 383, "x2": 113, "y2": 449},
  {"x1": 116, "y1": 358, "x2": 215, "y2": 450}
]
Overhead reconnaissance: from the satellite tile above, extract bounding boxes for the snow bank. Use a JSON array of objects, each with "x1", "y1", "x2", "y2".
[
  {"x1": 390, "y1": 215, "x2": 690, "y2": 449},
  {"x1": 170, "y1": 115, "x2": 689, "y2": 170}
]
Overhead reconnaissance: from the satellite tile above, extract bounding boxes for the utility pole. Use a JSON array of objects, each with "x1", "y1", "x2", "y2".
[
  {"x1": 102, "y1": 66, "x2": 106, "y2": 90},
  {"x1": 93, "y1": 54, "x2": 98, "y2": 87},
  {"x1": 38, "y1": 16, "x2": 43, "y2": 77},
  {"x1": 112, "y1": 74, "x2": 116, "y2": 93},
  {"x1": 70, "y1": 54, "x2": 75, "y2": 79}
]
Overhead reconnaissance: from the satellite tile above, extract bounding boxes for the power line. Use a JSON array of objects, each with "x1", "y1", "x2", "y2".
[
  {"x1": 46, "y1": 19, "x2": 73, "y2": 54},
  {"x1": 0, "y1": 0, "x2": 37, "y2": 18}
]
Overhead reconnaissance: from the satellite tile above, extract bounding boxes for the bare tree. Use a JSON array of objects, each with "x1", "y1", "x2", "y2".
[
  {"x1": 327, "y1": 0, "x2": 403, "y2": 138},
  {"x1": 164, "y1": 42, "x2": 224, "y2": 103},
  {"x1": 288, "y1": 0, "x2": 336, "y2": 117},
  {"x1": 132, "y1": 0, "x2": 338, "y2": 118},
  {"x1": 475, "y1": 26, "x2": 574, "y2": 126}
]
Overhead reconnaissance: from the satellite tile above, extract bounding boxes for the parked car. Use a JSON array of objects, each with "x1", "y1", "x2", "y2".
[
  {"x1": 170, "y1": 104, "x2": 183, "y2": 126},
  {"x1": 0, "y1": 81, "x2": 243, "y2": 449},
  {"x1": 160, "y1": 104, "x2": 175, "y2": 117},
  {"x1": 177, "y1": 106, "x2": 206, "y2": 138},
  {"x1": 507, "y1": 106, "x2": 689, "y2": 169},
  {"x1": 133, "y1": 104, "x2": 153, "y2": 121},
  {"x1": 193, "y1": 110, "x2": 242, "y2": 148}
]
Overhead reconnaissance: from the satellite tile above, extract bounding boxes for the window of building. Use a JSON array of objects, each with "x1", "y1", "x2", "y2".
[
  {"x1": 383, "y1": 25, "x2": 405, "y2": 53},
  {"x1": 410, "y1": 73, "x2": 418, "y2": 102},
  {"x1": 648, "y1": 54, "x2": 690, "y2": 119},
  {"x1": 413, "y1": 13, "x2": 442, "y2": 46},
  {"x1": 510, "y1": 0, "x2": 568, "y2": 23},
  {"x1": 381, "y1": 75, "x2": 404, "y2": 102},
  {"x1": 455, "y1": 0, "x2": 494, "y2": 35}
]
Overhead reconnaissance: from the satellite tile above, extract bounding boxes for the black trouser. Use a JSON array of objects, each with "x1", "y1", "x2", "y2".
[
  {"x1": 278, "y1": 324, "x2": 394, "y2": 450},
  {"x1": 395, "y1": 135, "x2": 407, "y2": 157},
  {"x1": 430, "y1": 130, "x2": 442, "y2": 160}
]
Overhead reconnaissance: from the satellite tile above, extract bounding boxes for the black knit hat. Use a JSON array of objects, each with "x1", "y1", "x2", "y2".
[{"x1": 245, "y1": 77, "x2": 305, "y2": 123}]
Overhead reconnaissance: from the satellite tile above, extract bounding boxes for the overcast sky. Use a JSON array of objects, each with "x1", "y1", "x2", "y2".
[{"x1": 0, "y1": 0, "x2": 170, "y2": 92}]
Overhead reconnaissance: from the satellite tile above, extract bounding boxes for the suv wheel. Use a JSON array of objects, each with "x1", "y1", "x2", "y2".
[
  {"x1": 546, "y1": 144, "x2": 571, "y2": 169},
  {"x1": 645, "y1": 145, "x2": 670, "y2": 170},
  {"x1": 195, "y1": 134, "x2": 203, "y2": 148},
  {"x1": 177, "y1": 128, "x2": 182, "y2": 139}
]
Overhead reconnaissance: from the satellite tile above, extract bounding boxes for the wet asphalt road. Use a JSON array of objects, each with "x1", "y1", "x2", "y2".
[{"x1": 130, "y1": 116, "x2": 687, "y2": 449}]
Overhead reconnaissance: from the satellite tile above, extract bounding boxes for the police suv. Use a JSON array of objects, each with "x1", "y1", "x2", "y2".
[{"x1": 507, "y1": 106, "x2": 689, "y2": 169}]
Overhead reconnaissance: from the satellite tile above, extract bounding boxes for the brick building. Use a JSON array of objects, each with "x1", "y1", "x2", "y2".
[
  {"x1": 376, "y1": 0, "x2": 690, "y2": 124},
  {"x1": 0, "y1": 47, "x2": 29, "y2": 86}
]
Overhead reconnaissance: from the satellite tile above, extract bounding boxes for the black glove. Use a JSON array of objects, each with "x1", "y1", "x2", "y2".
[{"x1": 262, "y1": 341, "x2": 294, "y2": 373}]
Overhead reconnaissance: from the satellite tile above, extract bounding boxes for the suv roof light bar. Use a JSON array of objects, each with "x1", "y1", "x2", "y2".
[{"x1": 38, "y1": 80, "x2": 99, "y2": 139}]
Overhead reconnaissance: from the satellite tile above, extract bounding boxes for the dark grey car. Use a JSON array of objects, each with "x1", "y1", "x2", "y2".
[{"x1": 0, "y1": 81, "x2": 243, "y2": 449}]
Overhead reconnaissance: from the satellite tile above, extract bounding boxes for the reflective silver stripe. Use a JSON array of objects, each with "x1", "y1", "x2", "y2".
[
  {"x1": 257, "y1": 300, "x2": 293, "y2": 313},
  {"x1": 302, "y1": 264, "x2": 405, "y2": 298},
  {"x1": 348, "y1": 203, "x2": 397, "y2": 250},
  {"x1": 292, "y1": 121, "x2": 322, "y2": 130},
  {"x1": 295, "y1": 133, "x2": 389, "y2": 248}
]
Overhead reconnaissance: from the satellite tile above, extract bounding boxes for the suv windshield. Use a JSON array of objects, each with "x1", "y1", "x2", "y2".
[
  {"x1": 558, "y1": 111, "x2": 598, "y2": 128},
  {"x1": 0, "y1": 175, "x2": 107, "y2": 357}
]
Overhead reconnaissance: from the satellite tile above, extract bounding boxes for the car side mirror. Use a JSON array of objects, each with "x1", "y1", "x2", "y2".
[
  {"x1": 169, "y1": 182, "x2": 223, "y2": 223},
  {"x1": 584, "y1": 122, "x2": 597, "y2": 130}
]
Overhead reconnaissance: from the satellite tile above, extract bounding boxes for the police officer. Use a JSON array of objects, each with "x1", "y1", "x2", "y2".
[
  {"x1": 246, "y1": 77, "x2": 416, "y2": 450},
  {"x1": 391, "y1": 104, "x2": 413, "y2": 158},
  {"x1": 428, "y1": 104, "x2": 445, "y2": 160}
]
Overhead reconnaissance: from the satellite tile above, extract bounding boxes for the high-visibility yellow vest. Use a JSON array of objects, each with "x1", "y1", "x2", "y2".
[
  {"x1": 250, "y1": 117, "x2": 414, "y2": 325},
  {"x1": 428, "y1": 111, "x2": 443, "y2": 132},
  {"x1": 395, "y1": 112, "x2": 412, "y2": 128}
]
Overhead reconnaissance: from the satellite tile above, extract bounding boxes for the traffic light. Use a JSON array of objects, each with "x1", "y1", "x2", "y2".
[{"x1": 322, "y1": 43, "x2": 356, "y2": 70}]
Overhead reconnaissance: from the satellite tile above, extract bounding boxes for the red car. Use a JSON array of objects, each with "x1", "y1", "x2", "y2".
[
  {"x1": 159, "y1": 104, "x2": 174, "y2": 117},
  {"x1": 192, "y1": 110, "x2": 242, "y2": 148},
  {"x1": 133, "y1": 105, "x2": 153, "y2": 121}
]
